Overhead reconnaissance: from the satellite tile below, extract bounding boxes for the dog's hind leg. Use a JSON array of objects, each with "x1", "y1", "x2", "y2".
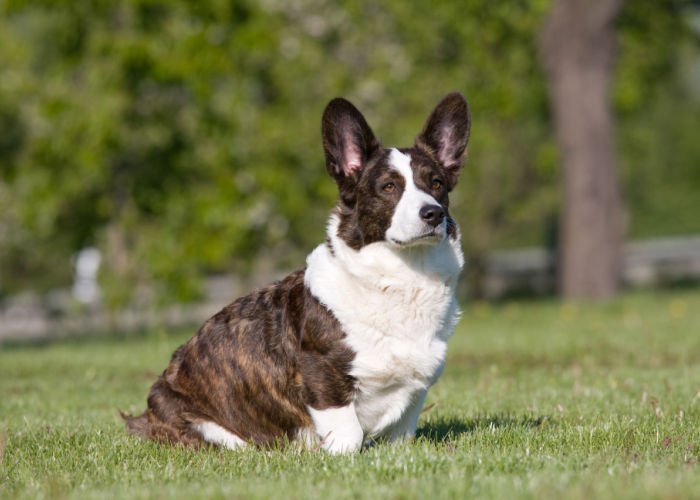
[{"x1": 191, "y1": 421, "x2": 246, "y2": 450}]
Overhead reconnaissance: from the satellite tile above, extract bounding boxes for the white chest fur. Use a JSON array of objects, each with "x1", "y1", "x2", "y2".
[{"x1": 304, "y1": 215, "x2": 463, "y2": 438}]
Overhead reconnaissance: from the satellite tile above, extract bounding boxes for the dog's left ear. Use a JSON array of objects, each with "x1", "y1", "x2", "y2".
[
  {"x1": 322, "y1": 98, "x2": 381, "y2": 205},
  {"x1": 415, "y1": 92, "x2": 471, "y2": 190}
]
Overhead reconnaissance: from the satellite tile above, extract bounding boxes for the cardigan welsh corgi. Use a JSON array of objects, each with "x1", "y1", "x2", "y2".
[{"x1": 122, "y1": 91, "x2": 471, "y2": 453}]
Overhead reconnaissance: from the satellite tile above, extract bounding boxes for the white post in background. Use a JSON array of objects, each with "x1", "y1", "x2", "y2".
[{"x1": 72, "y1": 247, "x2": 102, "y2": 305}]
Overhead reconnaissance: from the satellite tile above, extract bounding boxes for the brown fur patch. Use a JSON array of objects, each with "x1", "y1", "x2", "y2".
[{"x1": 124, "y1": 270, "x2": 356, "y2": 448}]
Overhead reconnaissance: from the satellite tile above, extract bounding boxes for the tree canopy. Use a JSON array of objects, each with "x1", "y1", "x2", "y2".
[{"x1": 0, "y1": 0, "x2": 697, "y2": 304}]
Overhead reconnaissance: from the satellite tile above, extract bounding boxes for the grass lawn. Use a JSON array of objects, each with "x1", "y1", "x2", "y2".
[{"x1": 1, "y1": 288, "x2": 699, "y2": 499}]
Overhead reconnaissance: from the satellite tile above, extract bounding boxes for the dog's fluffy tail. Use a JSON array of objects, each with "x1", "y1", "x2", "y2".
[
  {"x1": 120, "y1": 410, "x2": 151, "y2": 439},
  {"x1": 119, "y1": 410, "x2": 204, "y2": 448}
]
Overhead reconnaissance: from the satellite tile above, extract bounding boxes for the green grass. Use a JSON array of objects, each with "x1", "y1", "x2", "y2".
[{"x1": 2, "y1": 288, "x2": 700, "y2": 499}]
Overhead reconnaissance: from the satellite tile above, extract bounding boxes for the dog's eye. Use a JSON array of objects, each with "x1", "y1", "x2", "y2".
[
  {"x1": 382, "y1": 183, "x2": 396, "y2": 193},
  {"x1": 431, "y1": 179, "x2": 443, "y2": 190}
]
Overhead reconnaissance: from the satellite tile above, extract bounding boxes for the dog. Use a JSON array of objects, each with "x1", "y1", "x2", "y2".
[{"x1": 122, "y1": 91, "x2": 471, "y2": 453}]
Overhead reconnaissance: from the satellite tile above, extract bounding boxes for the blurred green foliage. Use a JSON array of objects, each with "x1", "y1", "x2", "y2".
[{"x1": 0, "y1": 0, "x2": 697, "y2": 305}]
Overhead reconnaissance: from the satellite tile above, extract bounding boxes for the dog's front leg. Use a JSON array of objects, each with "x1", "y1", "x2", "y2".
[
  {"x1": 382, "y1": 389, "x2": 428, "y2": 442},
  {"x1": 307, "y1": 402, "x2": 363, "y2": 454}
]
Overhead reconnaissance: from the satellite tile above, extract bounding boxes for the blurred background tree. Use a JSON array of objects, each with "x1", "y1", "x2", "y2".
[
  {"x1": 0, "y1": 0, "x2": 698, "y2": 306},
  {"x1": 540, "y1": 0, "x2": 627, "y2": 299}
]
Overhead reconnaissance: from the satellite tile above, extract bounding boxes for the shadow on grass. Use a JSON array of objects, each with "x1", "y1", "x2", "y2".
[{"x1": 416, "y1": 414, "x2": 549, "y2": 443}]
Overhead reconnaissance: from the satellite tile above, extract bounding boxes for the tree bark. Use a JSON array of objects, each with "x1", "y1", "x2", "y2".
[{"x1": 539, "y1": 0, "x2": 626, "y2": 299}]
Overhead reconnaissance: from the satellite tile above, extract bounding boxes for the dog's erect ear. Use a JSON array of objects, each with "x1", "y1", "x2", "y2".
[
  {"x1": 322, "y1": 98, "x2": 381, "y2": 202},
  {"x1": 415, "y1": 92, "x2": 471, "y2": 189}
]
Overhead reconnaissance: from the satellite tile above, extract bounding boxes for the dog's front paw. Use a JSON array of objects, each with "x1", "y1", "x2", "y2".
[
  {"x1": 319, "y1": 428, "x2": 363, "y2": 454},
  {"x1": 308, "y1": 403, "x2": 364, "y2": 454}
]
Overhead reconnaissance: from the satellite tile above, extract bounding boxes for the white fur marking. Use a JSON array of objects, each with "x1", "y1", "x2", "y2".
[
  {"x1": 385, "y1": 148, "x2": 445, "y2": 245},
  {"x1": 308, "y1": 403, "x2": 364, "y2": 454},
  {"x1": 305, "y1": 192, "x2": 463, "y2": 440},
  {"x1": 382, "y1": 389, "x2": 428, "y2": 442},
  {"x1": 193, "y1": 421, "x2": 246, "y2": 450},
  {"x1": 295, "y1": 426, "x2": 318, "y2": 449}
]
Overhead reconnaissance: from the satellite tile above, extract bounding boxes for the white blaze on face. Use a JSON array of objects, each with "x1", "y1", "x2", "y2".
[{"x1": 385, "y1": 148, "x2": 443, "y2": 245}]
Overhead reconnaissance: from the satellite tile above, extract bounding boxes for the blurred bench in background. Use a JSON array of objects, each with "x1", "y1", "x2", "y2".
[
  {"x1": 2, "y1": 235, "x2": 700, "y2": 343},
  {"x1": 482, "y1": 235, "x2": 700, "y2": 299}
]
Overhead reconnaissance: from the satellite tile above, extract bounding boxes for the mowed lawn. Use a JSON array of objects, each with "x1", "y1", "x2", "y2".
[{"x1": 1, "y1": 288, "x2": 699, "y2": 499}]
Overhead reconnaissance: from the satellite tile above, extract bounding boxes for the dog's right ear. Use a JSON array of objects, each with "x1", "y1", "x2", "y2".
[
  {"x1": 322, "y1": 98, "x2": 381, "y2": 203},
  {"x1": 415, "y1": 92, "x2": 471, "y2": 190}
]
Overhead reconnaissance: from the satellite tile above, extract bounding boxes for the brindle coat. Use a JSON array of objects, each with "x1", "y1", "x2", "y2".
[
  {"x1": 122, "y1": 270, "x2": 355, "y2": 447},
  {"x1": 122, "y1": 92, "x2": 470, "y2": 449}
]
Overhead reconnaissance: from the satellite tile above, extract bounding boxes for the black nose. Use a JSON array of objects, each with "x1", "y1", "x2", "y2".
[{"x1": 419, "y1": 204, "x2": 445, "y2": 227}]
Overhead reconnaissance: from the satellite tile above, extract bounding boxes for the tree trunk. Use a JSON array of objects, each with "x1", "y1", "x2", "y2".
[{"x1": 539, "y1": 0, "x2": 626, "y2": 299}]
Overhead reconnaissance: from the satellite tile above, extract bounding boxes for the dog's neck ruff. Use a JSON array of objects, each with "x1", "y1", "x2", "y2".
[
  {"x1": 305, "y1": 214, "x2": 464, "y2": 436},
  {"x1": 309, "y1": 213, "x2": 463, "y2": 294}
]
